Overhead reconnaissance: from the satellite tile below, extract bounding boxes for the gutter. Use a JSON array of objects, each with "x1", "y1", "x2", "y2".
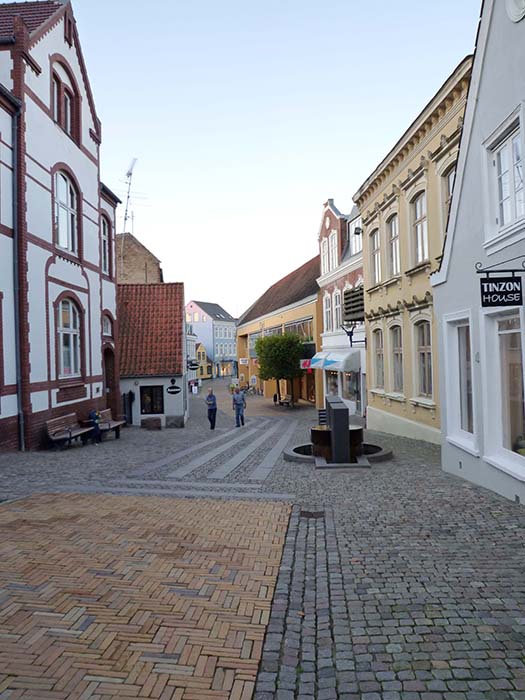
[{"x1": 0, "y1": 85, "x2": 24, "y2": 449}]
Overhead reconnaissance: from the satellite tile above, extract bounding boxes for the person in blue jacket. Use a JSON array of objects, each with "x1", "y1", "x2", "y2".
[
  {"x1": 205, "y1": 387, "x2": 217, "y2": 430},
  {"x1": 232, "y1": 387, "x2": 246, "y2": 427}
]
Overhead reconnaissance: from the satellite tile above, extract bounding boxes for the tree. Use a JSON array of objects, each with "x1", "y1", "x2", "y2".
[{"x1": 255, "y1": 333, "x2": 304, "y2": 404}]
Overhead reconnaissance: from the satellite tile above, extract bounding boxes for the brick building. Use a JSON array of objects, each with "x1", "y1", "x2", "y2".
[
  {"x1": 116, "y1": 232, "x2": 163, "y2": 284},
  {"x1": 0, "y1": 1, "x2": 119, "y2": 450}
]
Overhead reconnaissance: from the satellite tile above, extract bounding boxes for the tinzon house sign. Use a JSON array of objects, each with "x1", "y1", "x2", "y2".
[{"x1": 480, "y1": 276, "x2": 523, "y2": 308}]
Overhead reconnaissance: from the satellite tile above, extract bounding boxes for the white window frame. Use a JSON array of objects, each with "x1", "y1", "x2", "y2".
[
  {"x1": 58, "y1": 298, "x2": 81, "y2": 378},
  {"x1": 333, "y1": 290, "x2": 342, "y2": 330},
  {"x1": 373, "y1": 328, "x2": 384, "y2": 389},
  {"x1": 370, "y1": 229, "x2": 381, "y2": 285},
  {"x1": 414, "y1": 319, "x2": 432, "y2": 398},
  {"x1": 442, "y1": 310, "x2": 478, "y2": 456},
  {"x1": 480, "y1": 307, "x2": 525, "y2": 479},
  {"x1": 349, "y1": 218, "x2": 363, "y2": 256},
  {"x1": 323, "y1": 294, "x2": 332, "y2": 333},
  {"x1": 55, "y1": 172, "x2": 78, "y2": 254},
  {"x1": 101, "y1": 217, "x2": 110, "y2": 275},
  {"x1": 482, "y1": 103, "x2": 525, "y2": 253},
  {"x1": 321, "y1": 238, "x2": 329, "y2": 275},
  {"x1": 328, "y1": 230, "x2": 338, "y2": 271},
  {"x1": 390, "y1": 324, "x2": 403, "y2": 394},
  {"x1": 412, "y1": 191, "x2": 429, "y2": 264},
  {"x1": 102, "y1": 315, "x2": 112, "y2": 337},
  {"x1": 387, "y1": 214, "x2": 400, "y2": 278}
]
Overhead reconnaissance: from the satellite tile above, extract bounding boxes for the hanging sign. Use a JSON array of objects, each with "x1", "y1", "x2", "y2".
[
  {"x1": 239, "y1": 358, "x2": 249, "y2": 365},
  {"x1": 480, "y1": 276, "x2": 523, "y2": 308},
  {"x1": 300, "y1": 359, "x2": 311, "y2": 369},
  {"x1": 167, "y1": 385, "x2": 181, "y2": 395}
]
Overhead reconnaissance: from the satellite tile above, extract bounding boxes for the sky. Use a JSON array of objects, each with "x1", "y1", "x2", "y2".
[{"x1": 74, "y1": 0, "x2": 482, "y2": 319}]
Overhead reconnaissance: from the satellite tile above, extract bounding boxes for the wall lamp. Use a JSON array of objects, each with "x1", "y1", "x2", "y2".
[{"x1": 353, "y1": 227, "x2": 363, "y2": 236}]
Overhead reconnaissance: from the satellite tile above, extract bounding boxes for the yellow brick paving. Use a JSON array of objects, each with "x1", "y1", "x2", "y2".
[{"x1": 0, "y1": 494, "x2": 291, "y2": 700}]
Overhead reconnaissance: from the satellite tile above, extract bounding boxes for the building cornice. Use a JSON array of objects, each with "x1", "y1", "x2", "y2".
[
  {"x1": 317, "y1": 254, "x2": 364, "y2": 287},
  {"x1": 236, "y1": 294, "x2": 317, "y2": 333}
]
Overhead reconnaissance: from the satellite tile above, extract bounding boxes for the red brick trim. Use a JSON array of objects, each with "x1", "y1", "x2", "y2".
[
  {"x1": 49, "y1": 53, "x2": 81, "y2": 145},
  {"x1": 56, "y1": 382, "x2": 86, "y2": 403},
  {"x1": 0, "y1": 415, "x2": 19, "y2": 451},
  {"x1": 0, "y1": 223, "x2": 13, "y2": 238},
  {"x1": 1, "y1": 384, "x2": 17, "y2": 397},
  {"x1": 48, "y1": 276, "x2": 88, "y2": 294},
  {"x1": 27, "y1": 233, "x2": 100, "y2": 275}
]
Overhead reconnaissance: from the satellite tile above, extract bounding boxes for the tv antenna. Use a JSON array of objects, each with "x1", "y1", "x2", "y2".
[{"x1": 119, "y1": 158, "x2": 137, "y2": 280}]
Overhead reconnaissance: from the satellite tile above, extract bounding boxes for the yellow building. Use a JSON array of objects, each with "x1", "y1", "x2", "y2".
[
  {"x1": 236, "y1": 256, "x2": 323, "y2": 403},
  {"x1": 353, "y1": 56, "x2": 472, "y2": 443},
  {"x1": 196, "y1": 342, "x2": 212, "y2": 381}
]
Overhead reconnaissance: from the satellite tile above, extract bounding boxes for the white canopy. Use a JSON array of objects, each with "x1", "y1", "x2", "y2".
[{"x1": 310, "y1": 350, "x2": 361, "y2": 372}]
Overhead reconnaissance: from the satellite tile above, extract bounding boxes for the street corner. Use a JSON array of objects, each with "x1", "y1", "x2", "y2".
[{"x1": 0, "y1": 493, "x2": 292, "y2": 700}]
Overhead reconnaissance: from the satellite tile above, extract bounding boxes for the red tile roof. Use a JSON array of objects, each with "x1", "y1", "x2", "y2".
[
  {"x1": 0, "y1": 1, "x2": 62, "y2": 36},
  {"x1": 118, "y1": 283, "x2": 185, "y2": 378},
  {"x1": 238, "y1": 255, "x2": 320, "y2": 326}
]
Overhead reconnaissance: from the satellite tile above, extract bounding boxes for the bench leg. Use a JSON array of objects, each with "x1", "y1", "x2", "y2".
[{"x1": 115, "y1": 426, "x2": 120, "y2": 439}]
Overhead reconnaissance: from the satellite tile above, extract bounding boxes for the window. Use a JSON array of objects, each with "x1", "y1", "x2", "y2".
[
  {"x1": 333, "y1": 290, "x2": 342, "y2": 329},
  {"x1": 202, "y1": 315, "x2": 207, "y2": 322},
  {"x1": 64, "y1": 90, "x2": 73, "y2": 136},
  {"x1": 186, "y1": 312, "x2": 191, "y2": 323},
  {"x1": 444, "y1": 165, "x2": 456, "y2": 221},
  {"x1": 101, "y1": 217, "x2": 110, "y2": 275},
  {"x1": 193, "y1": 312, "x2": 199, "y2": 322},
  {"x1": 199, "y1": 366, "x2": 203, "y2": 376},
  {"x1": 458, "y1": 324, "x2": 473, "y2": 433},
  {"x1": 102, "y1": 315, "x2": 112, "y2": 337},
  {"x1": 342, "y1": 371, "x2": 361, "y2": 413},
  {"x1": 329, "y1": 231, "x2": 338, "y2": 270},
  {"x1": 349, "y1": 220, "x2": 363, "y2": 256},
  {"x1": 52, "y1": 76, "x2": 60, "y2": 121},
  {"x1": 51, "y1": 70, "x2": 78, "y2": 141},
  {"x1": 140, "y1": 386, "x2": 164, "y2": 415},
  {"x1": 413, "y1": 192, "x2": 428, "y2": 263},
  {"x1": 498, "y1": 316, "x2": 524, "y2": 455},
  {"x1": 494, "y1": 129, "x2": 524, "y2": 228},
  {"x1": 58, "y1": 299, "x2": 81, "y2": 378},
  {"x1": 323, "y1": 295, "x2": 332, "y2": 333},
  {"x1": 284, "y1": 318, "x2": 313, "y2": 338},
  {"x1": 321, "y1": 238, "x2": 329, "y2": 274},
  {"x1": 391, "y1": 325, "x2": 403, "y2": 393},
  {"x1": 416, "y1": 321, "x2": 432, "y2": 397},
  {"x1": 373, "y1": 329, "x2": 384, "y2": 388},
  {"x1": 388, "y1": 215, "x2": 400, "y2": 277},
  {"x1": 55, "y1": 172, "x2": 78, "y2": 253},
  {"x1": 370, "y1": 229, "x2": 381, "y2": 285}
]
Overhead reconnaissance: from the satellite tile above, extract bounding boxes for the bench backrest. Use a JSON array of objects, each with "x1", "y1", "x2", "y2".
[
  {"x1": 99, "y1": 409, "x2": 113, "y2": 422},
  {"x1": 46, "y1": 412, "x2": 79, "y2": 436}
]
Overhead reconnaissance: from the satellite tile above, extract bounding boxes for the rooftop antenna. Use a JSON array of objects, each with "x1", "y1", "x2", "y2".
[{"x1": 119, "y1": 158, "x2": 137, "y2": 281}]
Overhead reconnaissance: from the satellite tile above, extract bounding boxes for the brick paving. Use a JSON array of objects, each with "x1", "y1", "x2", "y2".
[
  {"x1": 0, "y1": 493, "x2": 290, "y2": 699},
  {"x1": 1, "y1": 379, "x2": 525, "y2": 699}
]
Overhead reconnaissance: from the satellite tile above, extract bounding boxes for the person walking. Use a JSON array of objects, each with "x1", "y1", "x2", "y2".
[
  {"x1": 232, "y1": 387, "x2": 246, "y2": 427},
  {"x1": 205, "y1": 387, "x2": 217, "y2": 430}
]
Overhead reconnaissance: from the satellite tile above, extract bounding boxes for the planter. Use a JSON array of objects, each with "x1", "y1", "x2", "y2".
[{"x1": 310, "y1": 425, "x2": 331, "y2": 460}]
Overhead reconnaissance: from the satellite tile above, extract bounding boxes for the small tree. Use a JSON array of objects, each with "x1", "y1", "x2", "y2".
[{"x1": 255, "y1": 333, "x2": 304, "y2": 404}]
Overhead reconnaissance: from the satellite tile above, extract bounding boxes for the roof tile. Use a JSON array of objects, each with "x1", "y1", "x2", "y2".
[
  {"x1": 117, "y1": 283, "x2": 185, "y2": 377},
  {"x1": 0, "y1": 1, "x2": 62, "y2": 36}
]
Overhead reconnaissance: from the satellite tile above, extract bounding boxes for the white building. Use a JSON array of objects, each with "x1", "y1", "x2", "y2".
[
  {"x1": 311, "y1": 200, "x2": 366, "y2": 417},
  {"x1": 185, "y1": 301, "x2": 237, "y2": 377},
  {"x1": 0, "y1": 1, "x2": 119, "y2": 450},
  {"x1": 432, "y1": 0, "x2": 525, "y2": 501}
]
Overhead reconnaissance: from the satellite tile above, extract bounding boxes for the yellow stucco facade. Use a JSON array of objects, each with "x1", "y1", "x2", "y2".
[
  {"x1": 353, "y1": 56, "x2": 472, "y2": 443},
  {"x1": 236, "y1": 296, "x2": 323, "y2": 404}
]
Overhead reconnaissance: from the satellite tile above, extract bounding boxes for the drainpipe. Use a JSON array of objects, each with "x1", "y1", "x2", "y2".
[{"x1": 0, "y1": 85, "x2": 24, "y2": 449}]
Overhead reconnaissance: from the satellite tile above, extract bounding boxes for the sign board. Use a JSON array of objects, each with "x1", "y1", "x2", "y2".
[
  {"x1": 187, "y1": 360, "x2": 200, "y2": 371},
  {"x1": 192, "y1": 385, "x2": 198, "y2": 394},
  {"x1": 239, "y1": 358, "x2": 249, "y2": 365},
  {"x1": 250, "y1": 375, "x2": 257, "y2": 386},
  {"x1": 300, "y1": 359, "x2": 311, "y2": 369},
  {"x1": 480, "y1": 276, "x2": 523, "y2": 308},
  {"x1": 166, "y1": 385, "x2": 181, "y2": 395}
]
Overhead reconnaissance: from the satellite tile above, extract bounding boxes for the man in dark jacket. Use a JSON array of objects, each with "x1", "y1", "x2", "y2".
[
  {"x1": 232, "y1": 387, "x2": 246, "y2": 427},
  {"x1": 205, "y1": 387, "x2": 217, "y2": 430}
]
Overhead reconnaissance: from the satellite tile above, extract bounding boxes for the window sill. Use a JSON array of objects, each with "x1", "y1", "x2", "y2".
[
  {"x1": 383, "y1": 275, "x2": 401, "y2": 288},
  {"x1": 58, "y1": 378, "x2": 83, "y2": 387},
  {"x1": 385, "y1": 392, "x2": 406, "y2": 403},
  {"x1": 446, "y1": 434, "x2": 480, "y2": 457},
  {"x1": 366, "y1": 283, "x2": 383, "y2": 294},
  {"x1": 409, "y1": 396, "x2": 436, "y2": 409},
  {"x1": 484, "y1": 218, "x2": 525, "y2": 255},
  {"x1": 370, "y1": 388, "x2": 385, "y2": 396},
  {"x1": 405, "y1": 261, "x2": 431, "y2": 277},
  {"x1": 484, "y1": 453, "x2": 525, "y2": 482}
]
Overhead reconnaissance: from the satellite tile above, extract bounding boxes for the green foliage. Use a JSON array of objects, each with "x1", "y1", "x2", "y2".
[{"x1": 255, "y1": 333, "x2": 304, "y2": 382}]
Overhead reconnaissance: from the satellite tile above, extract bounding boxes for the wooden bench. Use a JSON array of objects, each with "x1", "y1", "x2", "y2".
[
  {"x1": 46, "y1": 413, "x2": 93, "y2": 449},
  {"x1": 97, "y1": 409, "x2": 126, "y2": 439},
  {"x1": 279, "y1": 395, "x2": 292, "y2": 407}
]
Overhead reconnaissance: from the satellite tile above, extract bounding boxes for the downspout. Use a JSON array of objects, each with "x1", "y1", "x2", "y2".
[{"x1": 1, "y1": 85, "x2": 24, "y2": 449}]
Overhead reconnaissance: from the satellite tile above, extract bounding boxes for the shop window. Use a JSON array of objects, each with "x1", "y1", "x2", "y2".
[
  {"x1": 373, "y1": 329, "x2": 384, "y2": 389},
  {"x1": 391, "y1": 325, "x2": 403, "y2": 393},
  {"x1": 58, "y1": 299, "x2": 81, "y2": 378},
  {"x1": 342, "y1": 371, "x2": 361, "y2": 412},
  {"x1": 140, "y1": 385, "x2": 164, "y2": 415},
  {"x1": 458, "y1": 324, "x2": 473, "y2": 433},
  {"x1": 416, "y1": 320, "x2": 432, "y2": 397},
  {"x1": 498, "y1": 316, "x2": 525, "y2": 455},
  {"x1": 326, "y1": 370, "x2": 338, "y2": 396}
]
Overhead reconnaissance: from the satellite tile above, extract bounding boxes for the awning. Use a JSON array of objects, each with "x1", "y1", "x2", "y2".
[{"x1": 310, "y1": 350, "x2": 361, "y2": 372}]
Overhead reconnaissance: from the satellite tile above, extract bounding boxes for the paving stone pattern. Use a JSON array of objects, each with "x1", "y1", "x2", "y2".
[{"x1": 0, "y1": 493, "x2": 290, "y2": 699}]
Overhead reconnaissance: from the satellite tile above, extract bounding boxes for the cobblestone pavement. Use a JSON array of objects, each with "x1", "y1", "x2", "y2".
[
  {"x1": 0, "y1": 493, "x2": 290, "y2": 699},
  {"x1": 1, "y1": 378, "x2": 525, "y2": 699}
]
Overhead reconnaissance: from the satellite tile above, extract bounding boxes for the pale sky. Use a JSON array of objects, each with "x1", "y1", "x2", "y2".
[{"x1": 74, "y1": 0, "x2": 482, "y2": 319}]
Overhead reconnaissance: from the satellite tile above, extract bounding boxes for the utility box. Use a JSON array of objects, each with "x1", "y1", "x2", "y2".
[{"x1": 326, "y1": 396, "x2": 350, "y2": 463}]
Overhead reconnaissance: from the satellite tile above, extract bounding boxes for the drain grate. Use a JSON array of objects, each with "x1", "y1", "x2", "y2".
[{"x1": 299, "y1": 509, "x2": 325, "y2": 519}]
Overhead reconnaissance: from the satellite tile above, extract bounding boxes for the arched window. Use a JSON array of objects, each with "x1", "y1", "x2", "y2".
[
  {"x1": 387, "y1": 215, "x2": 400, "y2": 277},
  {"x1": 55, "y1": 172, "x2": 78, "y2": 254},
  {"x1": 416, "y1": 320, "x2": 432, "y2": 397},
  {"x1": 373, "y1": 329, "x2": 384, "y2": 388},
  {"x1": 58, "y1": 299, "x2": 81, "y2": 377},
  {"x1": 370, "y1": 229, "x2": 381, "y2": 285},
  {"x1": 101, "y1": 217, "x2": 111, "y2": 276},
  {"x1": 391, "y1": 325, "x2": 403, "y2": 392},
  {"x1": 413, "y1": 192, "x2": 428, "y2": 264},
  {"x1": 102, "y1": 315, "x2": 112, "y2": 337},
  {"x1": 51, "y1": 62, "x2": 80, "y2": 142},
  {"x1": 323, "y1": 295, "x2": 332, "y2": 333}
]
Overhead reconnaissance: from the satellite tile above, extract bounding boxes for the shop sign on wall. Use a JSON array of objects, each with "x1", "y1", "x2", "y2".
[{"x1": 479, "y1": 276, "x2": 523, "y2": 308}]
